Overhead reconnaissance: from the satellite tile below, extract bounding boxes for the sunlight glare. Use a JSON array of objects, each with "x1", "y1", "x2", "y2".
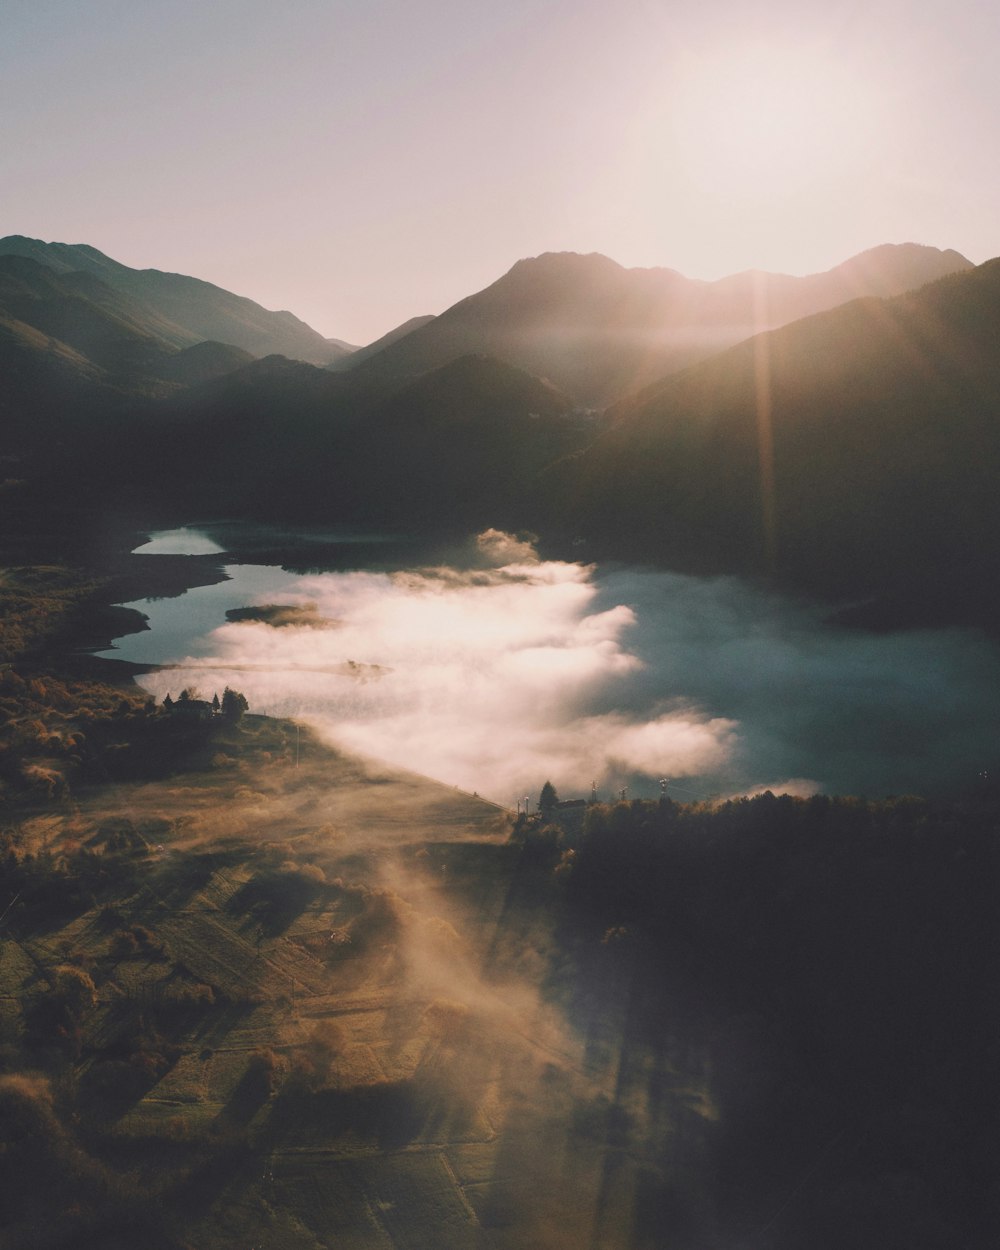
[{"x1": 669, "y1": 42, "x2": 878, "y2": 204}]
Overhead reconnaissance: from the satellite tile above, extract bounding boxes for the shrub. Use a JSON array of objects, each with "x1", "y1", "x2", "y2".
[{"x1": 52, "y1": 965, "x2": 97, "y2": 1017}]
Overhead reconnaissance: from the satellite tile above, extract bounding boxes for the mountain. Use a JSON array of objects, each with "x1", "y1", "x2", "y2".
[
  {"x1": 0, "y1": 254, "x2": 177, "y2": 380},
  {"x1": 325, "y1": 336, "x2": 360, "y2": 355},
  {"x1": 156, "y1": 339, "x2": 255, "y2": 386},
  {"x1": 335, "y1": 354, "x2": 584, "y2": 527},
  {"x1": 0, "y1": 236, "x2": 343, "y2": 365},
  {"x1": 545, "y1": 258, "x2": 1000, "y2": 627},
  {"x1": 99, "y1": 352, "x2": 588, "y2": 531},
  {"x1": 0, "y1": 255, "x2": 180, "y2": 456},
  {"x1": 347, "y1": 244, "x2": 973, "y2": 406},
  {"x1": 327, "y1": 314, "x2": 436, "y2": 371},
  {"x1": 4, "y1": 234, "x2": 993, "y2": 631},
  {"x1": 0, "y1": 255, "x2": 261, "y2": 458},
  {"x1": 0, "y1": 306, "x2": 115, "y2": 455}
]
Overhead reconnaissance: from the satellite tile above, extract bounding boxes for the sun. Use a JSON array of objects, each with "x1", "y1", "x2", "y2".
[{"x1": 667, "y1": 42, "x2": 878, "y2": 204}]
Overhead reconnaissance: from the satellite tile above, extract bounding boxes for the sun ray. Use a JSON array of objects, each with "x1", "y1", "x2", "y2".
[{"x1": 752, "y1": 272, "x2": 777, "y2": 569}]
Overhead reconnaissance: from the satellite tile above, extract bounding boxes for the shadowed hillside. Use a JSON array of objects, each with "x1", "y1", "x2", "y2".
[
  {"x1": 2, "y1": 242, "x2": 997, "y2": 633},
  {"x1": 0, "y1": 255, "x2": 254, "y2": 470},
  {"x1": 0, "y1": 236, "x2": 346, "y2": 365},
  {"x1": 96, "y1": 353, "x2": 593, "y2": 531},
  {"x1": 547, "y1": 257, "x2": 1000, "y2": 627},
  {"x1": 328, "y1": 314, "x2": 437, "y2": 371},
  {"x1": 331, "y1": 354, "x2": 588, "y2": 527},
  {"x1": 0, "y1": 256, "x2": 182, "y2": 378}
]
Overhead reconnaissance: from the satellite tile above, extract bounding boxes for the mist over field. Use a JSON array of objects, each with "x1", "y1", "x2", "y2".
[
  {"x1": 125, "y1": 531, "x2": 1000, "y2": 803},
  {"x1": 8, "y1": 1, "x2": 1000, "y2": 1239}
]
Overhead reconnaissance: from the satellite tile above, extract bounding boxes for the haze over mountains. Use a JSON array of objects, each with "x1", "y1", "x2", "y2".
[
  {"x1": 2, "y1": 231, "x2": 998, "y2": 628},
  {"x1": 329, "y1": 314, "x2": 437, "y2": 371},
  {"x1": 340, "y1": 243, "x2": 973, "y2": 406},
  {"x1": 549, "y1": 257, "x2": 1000, "y2": 624},
  {"x1": 0, "y1": 234, "x2": 972, "y2": 414}
]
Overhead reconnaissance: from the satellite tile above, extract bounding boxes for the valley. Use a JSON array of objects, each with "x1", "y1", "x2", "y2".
[
  {"x1": 3, "y1": 228, "x2": 1000, "y2": 1249},
  {"x1": 7, "y1": 3, "x2": 1000, "y2": 1242},
  {"x1": 4, "y1": 561, "x2": 996, "y2": 1249}
]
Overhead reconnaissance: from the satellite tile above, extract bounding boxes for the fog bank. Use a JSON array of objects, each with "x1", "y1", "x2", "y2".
[{"x1": 120, "y1": 531, "x2": 1000, "y2": 802}]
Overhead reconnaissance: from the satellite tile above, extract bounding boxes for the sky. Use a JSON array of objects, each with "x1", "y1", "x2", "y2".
[{"x1": 4, "y1": 0, "x2": 999, "y2": 343}]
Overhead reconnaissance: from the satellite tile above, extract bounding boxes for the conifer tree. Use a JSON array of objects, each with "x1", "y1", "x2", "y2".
[
  {"x1": 539, "y1": 780, "x2": 559, "y2": 817},
  {"x1": 221, "y1": 687, "x2": 249, "y2": 721}
]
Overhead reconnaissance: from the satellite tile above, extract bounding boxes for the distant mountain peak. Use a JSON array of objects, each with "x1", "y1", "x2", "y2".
[
  {"x1": 506, "y1": 251, "x2": 624, "y2": 274},
  {"x1": 845, "y1": 240, "x2": 968, "y2": 259},
  {"x1": 349, "y1": 241, "x2": 973, "y2": 405}
]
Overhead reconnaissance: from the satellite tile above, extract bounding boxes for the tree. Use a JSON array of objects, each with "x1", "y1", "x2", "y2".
[
  {"x1": 221, "y1": 687, "x2": 249, "y2": 722},
  {"x1": 52, "y1": 965, "x2": 97, "y2": 1018},
  {"x1": 539, "y1": 780, "x2": 559, "y2": 818},
  {"x1": 211, "y1": 692, "x2": 221, "y2": 714}
]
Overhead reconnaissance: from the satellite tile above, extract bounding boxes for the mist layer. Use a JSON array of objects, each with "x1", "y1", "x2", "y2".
[{"x1": 123, "y1": 532, "x2": 1000, "y2": 802}]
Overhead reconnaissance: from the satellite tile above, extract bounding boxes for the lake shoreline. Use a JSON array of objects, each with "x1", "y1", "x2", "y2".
[{"x1": 29, "y1": 520, "x2": 1000, "y2": 803}]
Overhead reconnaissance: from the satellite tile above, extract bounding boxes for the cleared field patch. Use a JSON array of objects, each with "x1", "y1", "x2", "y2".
[
  {"x1": 143, "y1": 1046, "x2": 255, "y2": 1106},
  {"x1": 361, "y1": 1151, "x2": 480, "y2": 1250},
  {"x1": 153, "y1": 910, "x2": 274, "y2": 1001},
  {"x1": 446, "y1": 1141, "x2": 500, "y2": 1187},
  {"x1": 116, "y1": 1098, "x2": 222, "y2": 1140},
  {"x1": 328, "y1": 1042, "x2": 386, "y2": 1087},
  {"x1": 15, "y1": 812, "x2": 66, "y2": 855},
  {"x1": 0, "y1": 937, "x2": 41, "y2": 1000},
  {"x1": 268, "y1": 1157, "x2": 395, "y2": 1249},
  {"x1": 199, "y1": 1001, "x2": 289, "y2": 1051},
  {"x1": 264, "y1": 1150, "x2": 481, "y2": 1250}
]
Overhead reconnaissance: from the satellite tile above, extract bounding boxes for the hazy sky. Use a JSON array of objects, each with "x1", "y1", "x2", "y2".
[{"x1": 4, "y1": 0, "x2": 998, "y2": 342}]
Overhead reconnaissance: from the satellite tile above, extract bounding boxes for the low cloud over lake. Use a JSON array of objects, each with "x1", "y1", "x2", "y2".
[{"x1": 129, "y1": 531, "x2": 1000, "y2": 804}]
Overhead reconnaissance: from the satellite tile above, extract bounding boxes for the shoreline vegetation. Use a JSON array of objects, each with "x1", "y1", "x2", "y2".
[{"x1": 2, "y1": 553, "x2": 999, "y2": 1246}]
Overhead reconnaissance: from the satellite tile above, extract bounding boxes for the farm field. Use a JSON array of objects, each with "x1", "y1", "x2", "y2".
[{"x1": 1, "y1": 703, "x2": 714, "y2": 1249}]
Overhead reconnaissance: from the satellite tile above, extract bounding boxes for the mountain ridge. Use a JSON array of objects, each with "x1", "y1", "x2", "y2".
[
  {"x1": 328, "y1": 314, "x2": 437, "y2": 372},
  {"x1": 345, "y1": 243, "x2": 973, "y2": 405},
  {"x1": 0, "y1": 235, "x2": 344, "y2": 365},
  {"x1": 544, "y1": 256, "x2": 1000, "y2": 626}
]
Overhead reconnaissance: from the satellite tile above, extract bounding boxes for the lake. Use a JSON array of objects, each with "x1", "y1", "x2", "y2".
[{"x1": 100, "y1": 525, "x2": 1000, "y2": 804}]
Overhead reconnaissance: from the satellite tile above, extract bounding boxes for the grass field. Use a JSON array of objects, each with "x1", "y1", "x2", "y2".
[{"x1": 2, "y1": 700, "x2": 719, "y2": 1250}]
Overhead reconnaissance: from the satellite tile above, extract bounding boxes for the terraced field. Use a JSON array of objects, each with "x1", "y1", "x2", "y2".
[{"x1": 2, "y1": 718, "x2": 714, "y2": 1249}]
